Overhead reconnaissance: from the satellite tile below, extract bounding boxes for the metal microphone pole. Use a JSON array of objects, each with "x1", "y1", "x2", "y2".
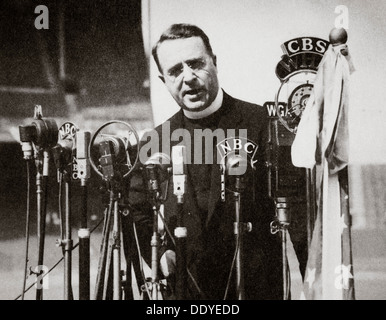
[
  {"x1": 77, "y1": 131, "x2": 91, "y2": 300},
  {"x1": 224, "y1": 155, "x2": 251, "y2": 300},
  {"x1": 18, "y1": 125, "x2": 35, "y2": 300},
  {"x1": 146, "y1": 164, "x2": 162, "y2": 300},
  {"x1": 175, "y1": 201, "x2": 187, "y2": 300},
  {"x1": 172, "y1": 146, "x2": 187, "y2": 300},
  {"x1": 233, "y1": 176, "x2": 245, "y2": 300},
  {"x1": 63, "y1": 170, "x2": 73, "y2": 300},
  {"x1": 112, "y1": 196, "x2": 122, "y2": 300},
  {"x1": 89, "y1": 121, "x2": 140, "y2": 300},
  {"x1": 306, "y1": 168, "x2": 317, "y2": 251},
  {"x1": 35, "y1": 150, "x2": 44, "y2": 300},
  {"x1": 97, "y1": 140, "x2": 124, "y2": 300},
  {"x1": 270, "y1": 197, "x2": 291, "y2": 300},
  {"x1": 34, "y1": 149, "x2": 50, "y2": 300},
  {"x1": 53, "y1": 144, "x2": 73, "y2": 300},
  {"x1": 28, "y1": 105, "x2": 59, "y2": 300},
  {"x1": 94, "y1": 201, "x2": 113, "y2": 300},
  {"x1": 78, "y1": 182, "x2": 90, "y2": 299}
]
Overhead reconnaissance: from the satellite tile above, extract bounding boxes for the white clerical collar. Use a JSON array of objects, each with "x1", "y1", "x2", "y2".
[{"x1": 183, "y1": 88, "x2": 223, "y2": 120}]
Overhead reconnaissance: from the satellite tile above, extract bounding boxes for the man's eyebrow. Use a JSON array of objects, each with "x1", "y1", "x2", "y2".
[
  {"x1": 185, "y1": 57, "x2": 205, "y2": 64},
  {"x1": 167, "y1": 61, "x2": 183, "y2": 72},
  {"x1": 165, "y1": 57, "x2": 205, "y2": 74}
]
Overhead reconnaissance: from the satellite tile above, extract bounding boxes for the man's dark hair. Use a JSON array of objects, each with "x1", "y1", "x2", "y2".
[{"x1": 152, "y1": 23, "x2": 215, "y2": 73}]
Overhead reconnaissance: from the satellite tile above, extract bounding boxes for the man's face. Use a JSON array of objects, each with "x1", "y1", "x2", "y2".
[{"x1": 157, "y1": 37, "x2": 220, "y2": 112}]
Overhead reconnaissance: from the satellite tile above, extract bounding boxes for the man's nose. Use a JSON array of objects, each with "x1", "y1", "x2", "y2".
[{"x1": 182, "y1": 64, "x2": 196, "y2": 82}]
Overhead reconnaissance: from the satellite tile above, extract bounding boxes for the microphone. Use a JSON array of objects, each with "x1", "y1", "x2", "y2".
[
  {"x1": 224, "y1": 153, "x2": 248, "y2": 176},
  {"x1": 19, "y1": 125, "x2": 36, "y2": 160},
  {"x1": 76, "y1": 131, "x2": 91, "y2": 184},
  {"x1": 30, "y1": 115, "x2": 58, "y2": 149},
  {"x1": 52, "y1": 138, "x2": 74, "y2": 171},
  {"x1": 221, "y1": 153, "x2": 248, "y2": 199},
  {"x1": 144, "y1": 152, "x2": 171, "y2": 192},
  {"x1": 98, "y1": 140, "x2": 116, "y2": 180},
  {"x1": 145, "y1": 152, "x2": 171, "y2": 169},
  {"x1": 89, "y1": 121, "x2": 140, "y2": 181},
  {"x1": 171, "y1": 146, "x2": 186, "y2": 204},
  {"x1": 18, "y1": 108, "x2": 59, "y2": 161},
  {"x1": 100, "y1": 134, "x2": 131, "y2": 163},
  {"x1": 98, "y1": 134, "x2": 132, "y2": 179}
]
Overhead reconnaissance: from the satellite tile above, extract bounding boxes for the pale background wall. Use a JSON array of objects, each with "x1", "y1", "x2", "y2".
[
  {"x1": 143, "y1": 0, "x2": 386, "y2": 229},
  {"x1": 143, "y1": 0, "x2": 386, "y2": 165}
]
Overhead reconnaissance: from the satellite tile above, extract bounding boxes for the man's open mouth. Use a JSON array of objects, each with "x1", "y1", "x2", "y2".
[
  {"x1": 185, "y1": 88, "x2": 203, "y2": 96},
  {"x1": 184, "y1": 89, "x2": 205, "y2": 101}
]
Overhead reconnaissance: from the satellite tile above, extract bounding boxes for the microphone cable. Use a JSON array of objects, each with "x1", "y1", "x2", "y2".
[
  {"x1": 57, "y1": 171, "x2": 74, "y2": 299},
  {"x1": 21, "y1": 160, "x2": 32, "y2": 300},
  {"x1": 14, "y1": 213, "x2": 104, "y2": 300},
  {"x1": 130, "y1": 200, "x2": 205, "y2": 299},
  {"x1": 155, "y1": 208, "x2": 205, "y2": 299},
  {"x1": 284, "y1": 243, "x2": 291, "y2": 300},
  {"x1": 223, "y1": 233, "x2": 240, "y2": 300},
  {"x1": 58, "y1": 172, "x2": 64, "y2": 250},
  {"x1": 132, "y1": 221, "x2": 152, "y2": 300}
]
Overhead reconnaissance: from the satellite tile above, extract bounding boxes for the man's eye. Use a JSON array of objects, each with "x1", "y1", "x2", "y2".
[
  {"x1": 168, "y1": 66, "x2": 183, "y2": 78},
  {"x1": 188, "y1": 60, "x2": 205, "y2": 70}
]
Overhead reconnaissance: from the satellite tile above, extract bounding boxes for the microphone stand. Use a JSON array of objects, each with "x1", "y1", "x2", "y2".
[
  {"x1": 113, "y1": 196, "x2": 123, "y2": 301},
  {"x1": 24, "y1": 105, "x2": 59, "y2": 300},
  {"x1": 94, "y1": 141, "x2": 124, "y2": 300},
  {"x1": 77, "y1": 131, "x2": 91, "y2": 300},
  {"x1": 306, "y1": 168, "x2": 317, "y2": 251},
  {"x1": 270, "y1": 197, "x2": 291, "y2": 300},
  {"x1": 78, "y1": 181, "x2": 90, "y2": 300},
  {"x1": 35, "y1": 149, "x2": 50, "y2": 300},
  {"x1": 89, "y1": 121, "x2": 140, "y2": 300},
  {"x1": 175, "y1": 198, "x2": 187, "y2": 300},
  {"x1": 63, "y1": 168, "x2": 73, "y2": 300},
  {"x1": 172, "y1": 146, "x2": 187, "y2": 300},
  {"x1": 53, "y1": 145, "x2": 73, "y2": 300},
  {"x1": 146, "y1": 164, "x2": 163, "y2": 300},
  {"x1": 233, "y1": 176, "x2": 244, "y2": 300},
  {"x1": 18, "y1": 125, "x2": 34, "y2": 300},
  {"x1": 101, "y1": 181, "x2": 122, "y2": 300},
  {"x1": 230, "y1": 175, "x2": 252, "y2": 300},
  {"x1": 94, "y1": 196, "x2": 112, "y2": 300}
]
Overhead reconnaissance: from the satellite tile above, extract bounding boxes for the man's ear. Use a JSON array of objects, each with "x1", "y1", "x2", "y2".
[
  {"x1": 159, "y1": 75, "x2": 165, "y2": 83},
  {"x1": 212, "y1": 55, "x2": 217, "y2": 67}
]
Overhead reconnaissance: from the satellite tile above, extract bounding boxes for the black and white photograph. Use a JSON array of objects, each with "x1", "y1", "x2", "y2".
[{"x1": 0, "y1": 0, "x2": 385, "y2": 305}]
